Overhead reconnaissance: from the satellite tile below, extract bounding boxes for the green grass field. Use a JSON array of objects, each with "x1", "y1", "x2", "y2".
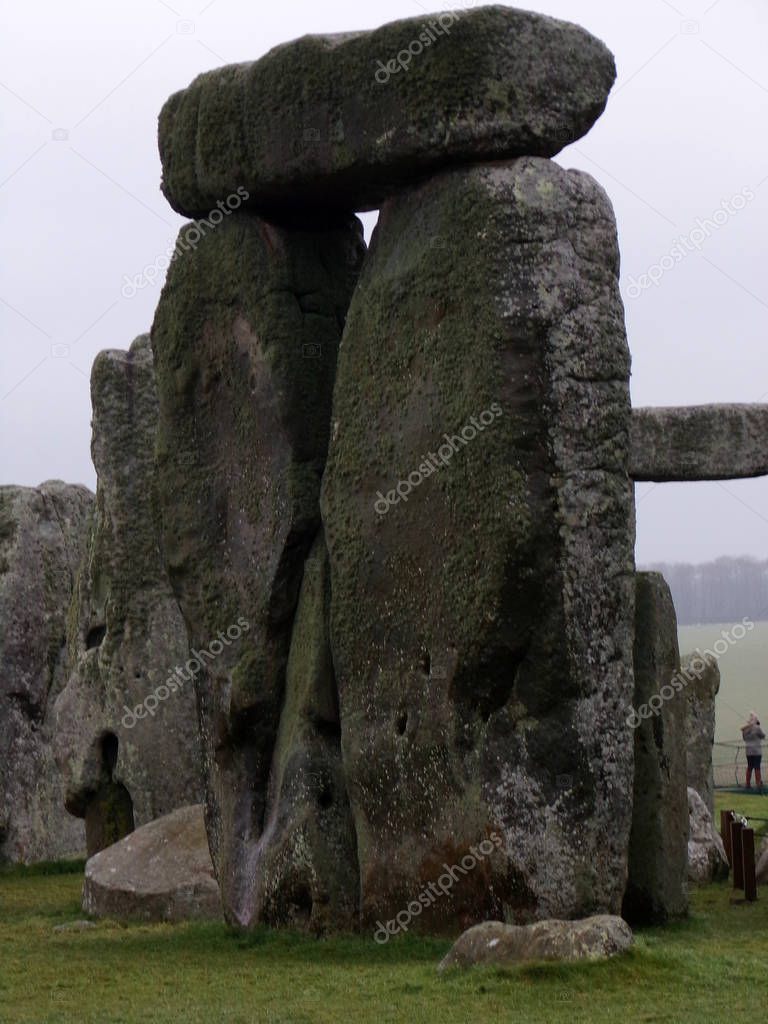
[
  {"x1": 1, "y1": 625, "x2": 764, "y2": 1023},
  {"x1": 715, "y1": 790, "x2": 768, "y2": 839},
  {"x1": 1, "y1": 864, "x2": 767, "y2": 1024},
  {"x1": 679, "y1": 620, "x2": 768, "y2": 745}
]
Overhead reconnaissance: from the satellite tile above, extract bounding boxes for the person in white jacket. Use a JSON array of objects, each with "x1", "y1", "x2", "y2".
[{"x1": 742, "y1": 711, "x2": 766, "y2": 790}]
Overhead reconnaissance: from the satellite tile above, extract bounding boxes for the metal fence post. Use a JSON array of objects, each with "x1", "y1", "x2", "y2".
[
  {"x1": 731, "y1": 820, "x2": 745, "y2": 890},
  {"x1": 742, "y1": 828, "x2": 757, "y2": 901}
]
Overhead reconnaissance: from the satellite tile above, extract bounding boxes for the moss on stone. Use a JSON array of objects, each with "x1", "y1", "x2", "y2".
[
  {"x1": 150, "y1": 209, "x2": 363, "y2": 927},
  {"x1": 159, "y1": 7, "x2": 616, "y2": 216},
  {"x1": 321, "y1": 157, "x2": 634, "y2": 928}
]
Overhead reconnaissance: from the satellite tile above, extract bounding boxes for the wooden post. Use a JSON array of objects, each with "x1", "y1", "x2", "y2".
[
  {"x1": 721, "y1": 810, "x2": 735, "y2": 865},
  {"x1": 742, "y1": 828, "x2": 757, "y2": 901},
  {"x1": 731, "y1": 820, "x2": 744, "y2": 890}
]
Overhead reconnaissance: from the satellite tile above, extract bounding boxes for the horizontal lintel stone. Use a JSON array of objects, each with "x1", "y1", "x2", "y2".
[{"x1": 631, "y1": 405, "x2": 768, "y2": 482}]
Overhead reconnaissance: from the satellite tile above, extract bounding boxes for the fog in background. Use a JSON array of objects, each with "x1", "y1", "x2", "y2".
[{"x1": 1, "y1": 0, "x2": 766, "y2": 564}]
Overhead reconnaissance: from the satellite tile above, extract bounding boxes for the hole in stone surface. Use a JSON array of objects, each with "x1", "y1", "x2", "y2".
[
  {"x1": 84, "y1": 733, "x2": 135, "y2": 857},
  {"x1": 312, "y1": 715, "x2": 341, "y2": 742},
  {"x1": 86, "y1": 624, "x2": 106, "y2": 649},
  {"x1": 8, "y1": 692, "x2": 39, "y2": 720},
  {"x1": 317, "y1": 781, "x2": 333, "y2": 809},
  {"x1": 291, "y1": 885, "x2": 313, "y2": 922},
  {"x1": 464, "y1": 646, "x2": 527, "y2": 723},
  {"x1": 101, "y1": 731, "x2": 119, "y2": 779},
  {"x1": 396, "y1": 712, "x2": 408, "y2": 736},
  {"x1": 84, "y1": 780, "x2": 135, "y2": 858},
  {"x1": 421, "y1": 650, "x2": 431, "y2": 676}
]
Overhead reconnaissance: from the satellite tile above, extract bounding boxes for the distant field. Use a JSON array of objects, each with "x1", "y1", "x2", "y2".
[{"x1": 678, "y1": 620, "x2": 768, "y2": 747}]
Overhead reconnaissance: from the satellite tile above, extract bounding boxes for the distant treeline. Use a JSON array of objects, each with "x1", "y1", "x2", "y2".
[{"x1": 643, "y1": 557, "x2": 768, "y2": 625}]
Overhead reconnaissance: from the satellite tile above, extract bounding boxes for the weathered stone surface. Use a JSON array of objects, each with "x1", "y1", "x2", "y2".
[
  {"x1": 624, "y1": 572, "x2": 688, "y2": 924},
  {"x1": 437, "y1": 915, "x2": 633, "y2": 971},
  {"x1": 248, "y1": 531, "x2": 358, "y2": 932},
  {"x1": 683, "y1": 651, "x2": 720, "y2": 818},
  {"x1": 151, "y1": 212, "x2": 364, "y2": 927},
  {"x1": 54, "y1": 336, "x2": 203, "y2": 849},
  {"x1": 687, "y1": 787, "x2": 728, "y2": 884},
  {"x1": 321, "y1": 157, "x2": 635, "y2": 931},
  {"x1": 82, "y1": 805, "x2": 221, "y2": 922},
  {"x1": 0, "y1": 481, "x2": 93, "y2": 863},
  {"x1": 84, "y1": 779, "x2": 135, "y2": 858},
  {"x1": 630, "y1": 405, "x2": 768, "y2": 482},
  {"x1": 159, "y1": 6, "x2": 616, "y2": 217}
]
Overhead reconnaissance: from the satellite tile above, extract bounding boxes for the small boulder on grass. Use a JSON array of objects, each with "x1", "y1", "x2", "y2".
[
  {"x1": 437, "y1": 915, "x2": 633, "y2": 972},
  {"x1": 82, "y1": 805, "x2": 221, "y2": 923}
]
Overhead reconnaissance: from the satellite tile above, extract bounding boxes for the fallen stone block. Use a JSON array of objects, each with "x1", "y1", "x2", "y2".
[
  {"x1": 82, "y1": 805, "x2": 221, "y2": 922},
  {"x1": 437, "y1": 915, "x2": 633, "y2": 971}
]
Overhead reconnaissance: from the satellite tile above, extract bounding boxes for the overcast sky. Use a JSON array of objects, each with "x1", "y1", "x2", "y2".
[{"x1": 1, "y1": 0, "x2": 767, "y2": 564}]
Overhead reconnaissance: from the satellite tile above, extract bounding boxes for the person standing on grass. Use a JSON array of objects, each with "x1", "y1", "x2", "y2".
[{"x1": 742, "y1": 711, "x2": 765, "y2": 790}]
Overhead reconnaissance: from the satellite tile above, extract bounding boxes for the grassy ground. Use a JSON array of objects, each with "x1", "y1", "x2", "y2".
[
  {"x1": 715, "y1": 789, "x2": 768, "y2": 839},
  {"x1": 1, "y1": 865, "x2": 767, "y2": 1024}
]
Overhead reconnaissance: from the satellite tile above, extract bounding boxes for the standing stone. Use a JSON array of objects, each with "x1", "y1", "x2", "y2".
[
  {"x1": 54, "y1": 336, "x2": 202, "y2": 849},
  {"x1": 321, "y1": 157, "x2": 635, "y2": 930},
  {"x1": 624, "y1": 573, "x2": 688, "y2": 924},
  {"x1": 253, "y1": 532, "x2": 358, "y2": 932},
  {"x1": 159, "y1": 7, "x2": 616, "y2": 216},
  {"x1": 683, "y1": 651, "x2": 720, "y2": 818},
  {"x1": 151, "y1": 212, "x2": 364, "y2": 927},
  {"x1": 0, "y1": 481, "x2": 93, "y2": 863}
]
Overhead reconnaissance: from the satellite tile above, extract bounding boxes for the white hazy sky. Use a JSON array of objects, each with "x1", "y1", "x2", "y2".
[{"x1": 1, "y1": 0, "x2": 767, "y2": 564}]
